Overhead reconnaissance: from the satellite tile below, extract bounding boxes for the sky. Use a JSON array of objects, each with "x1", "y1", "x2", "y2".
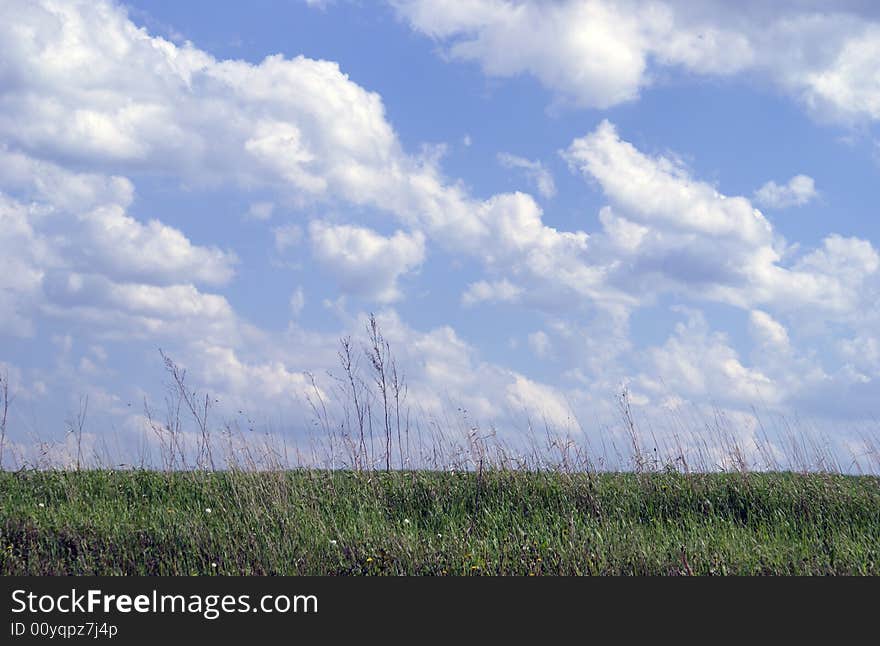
[{"x1": 1, "y1": 0, "x2": 879, "y2": 470}]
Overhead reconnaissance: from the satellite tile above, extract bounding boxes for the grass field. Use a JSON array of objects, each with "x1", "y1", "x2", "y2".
[{"x1": 2, "y1": 469, "x2": 877, "y2": 575}]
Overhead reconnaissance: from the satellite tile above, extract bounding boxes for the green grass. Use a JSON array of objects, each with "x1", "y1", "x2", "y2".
[{"x1": 1, "y1": 469, "x2": 878, "y2": 575}]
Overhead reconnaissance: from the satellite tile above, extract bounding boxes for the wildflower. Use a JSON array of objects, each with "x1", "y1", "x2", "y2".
[
  {"x1": 211, "y1": 562, "x2": 217, "y2": 568},
  {"x1": 204, "y1": 507, "x2": 212, "y2": 513},
  {"x1": 38, "y1": 503, "x2": 45, "y2": 508},
  {"x1": 403, "y1": 518, "x2": 411, "y2": 525},
  {"x1": 366, "y1": 557, "x2": 374, "y2": 563},
  {"x1": 330, "y1": 540, "x2": 338, "y2": 546},
  {"x1": 437, "y1": 533, "x2": 443, "y2": 539}
]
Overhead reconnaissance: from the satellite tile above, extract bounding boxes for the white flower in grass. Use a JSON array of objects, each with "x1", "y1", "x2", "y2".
[
  {"x1": 38, "y1": 503, "x2": 45, "y2": 508},
  {"x1": 330, "y1": 540, "x2": 338, "y2": 546},
  {"x1": 204, "y1": 507, "x2": 212, "y2": 513},
  {"x1": 403, "y1": 518, "x2": 411, "y2": 525},
  {"x1": 437, "y1": 533, "x2": 443, "y2": 539},
  {"x1": 211, "y1": 562, "x2": 217, "y2": 568}
]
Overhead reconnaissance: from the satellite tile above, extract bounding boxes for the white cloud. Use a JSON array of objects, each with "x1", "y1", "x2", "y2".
[
  {"x1": 43, "y1": 273, "x2": 233, "y2": 323},
  {"x1": 754, "y1": 175, "x2": 818, "y2": 209},
  {"x1": 0, "y1": 195, "x2": 46, "y2": 336},
  {"x1": 796, "y1": 23, "x2": 880, "y2": 122},
  {"x1": 192, "y1": 343, "x2": 312, "y2": 401},
  {"x1": 0, "y1": 0, "x2": 401, "y2": 199},
  {"x1": 461, "y1": 279, "x2": 522, "y2": 306},
  {"x1": 554, "y1": 120, "x2": 879, "y2": 425},
  {"x1": 749, "y1": 310, "x2": 791, "y2": 350},
  {"x1": 0, "y1": 0, "x2": 604, "y2": 318},
  {"x1": 506, "y1": 375, "x2": 577, "y2": 431},
  {"x1": 391, "y1": 0, "x2": 880, "y2": 123},
  {"x1": 527, "y1": 330, "x2": 553, "y2": 359},
  {"x1": 0, "y1": 149, "x2": 236, "y2": 287},
  {"x1": 273, "y1": 224, "x2": 303, "y2": 252},
  {"x1": 795, "y1": 234, "x2": 879, "y2": 283},
  {"x1": 367, "y1": 310, "x2": 583, "y2": 435},
  {"x1": 564, "y1": 120, "x2": 773, "y2": 246},
  {"x1": 0, "y1": 147, "x2": 134, "y2": 211},
  {"x1": 309, "y1": 222, "x2": 426, "y2": 303},
  {"x1": 394, "y1": 0, "x2": 657, "y2": 109},
  {"x1": 639, "y1": 310, "x2": 780, "y2": 406},
  {"x1": 839, "y1": 335, "x2": 880, "y2": 376},
  {"x1": 497, "y1": 152, "x2": 556, "y2": 198},
  {"x1": 597, "y1": 206, "x2": 649, "y2": 253},
  {"x1": 3, "y1": 0, "x2": 878, "y2": 464},
  {"x1": 0, "y1": 151, "x2": 238, "y2": 341},
  {"x1": 0, "y1": 360, "x2": 46, "y2": 402},
  {"x1": 177, "y1": 308, "x2": 585, "y2": 445},
  {"x1": 75, "y1": 205, "x2": 236, "y2": 286},
  {"x1": 562, "y1": 120, "x2": 879, "y2": 320},
  {"x1": 791, "y1": 234, "x2": 879, "y2": 314},
  {"x1": 290, "y1": 287, "x2": 306, "y2": 317},
  {"x1": 246, "y1": 201, "x2": 275, "y2": 220},
  {"x1": 391, "y1": 0, "x2": 752, "y2": 109}
]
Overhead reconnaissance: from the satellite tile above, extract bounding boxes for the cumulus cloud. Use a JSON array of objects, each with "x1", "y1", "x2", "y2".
[
  {"x1": 553, "y1": 119, "x2": 879, "y2": 424},
  {"x1": 506, "y1": 375, "x2": 578, "y2": 431},
  {"x1": 0, "y1": 0, "x2": 400, "y2": 198},
  {"x1": 749, "y1": 310, "x2": 791, "y2": 351},
  {"x1": 308, "y1": 222, "x2": 426, "y2": 302},
  {"x1": 0, "y1": 1, "x2": 661, "y2": 349},
  {"x1": 43, "y1": 273, "x2": 232, "y2": 322},
  {"x1": 74, "y1": 206, "x2": 236, "y2": 286},
  {"x1": 191, "y1": 343, "x2": 313, "y2": 401},
  {"x1": 839, "y1": 335, "x2": 880, "y2": 377},
  {"x1": 0, "y1": 149, "x2": 238, "y2": 343},
  {"x1": 0, "y1": 194, "x2": 47, "y2": 336},
  {"x1": 392, "y1": 0, "x2": 738, "y2": 109},
  {"x1": 390, "y1": 0, "x2": 880, "y2": 122},
  {"x1": 0, "y1": 147, "x2": 134, "y2": 211},
  {"x1": 792, "y1": 234, "x2": 879, "y2": 314},
  {"x1": 754, "y1": 175, "x2": 818, "y2": 209},
  {"x1": 497, "y1": 153, "x2": 556, "y2": 198},
  {"x1": 795, "y1": 23, "x2": 880, "y2": 122},
  {"x1": 0, "y1": 0, "x2": 601, "y2": 448},
  {"x1": 364, "y1": 310, "x2": 585, "y2": 435},
  {"x1": 638, "y1": 310, "x2": 779, "y2": 406},
  {"x1": 273, "y1": 224, "x2": 303, "y2": 252},
  {"x1": 527, "y1": 330, "x2": 553, "y2": 359},
  {"x1": 0, "y1": 0, "x2": 604, "y2": 315},
  {"x1": 564, "y1": 120, "x2": 773, "y2": 246},
  {"x1": 290, "y1": 287, "x2": 306, "y2": 317},
  {"x1": 2, "y1": 0, "x2": 878, "y2": 464},
  {"x1": 461, "y1": 279, "x2": 523, "y2": 306},
  {"x1": 562, "y1": 120, "x2": 879, "y2": 320},
  {"x1": 246, "y1": 202, "x2": 275, "y2": 221},
  {"x1": 0, "y1": 149, "x2": 237, "y2": 287}
]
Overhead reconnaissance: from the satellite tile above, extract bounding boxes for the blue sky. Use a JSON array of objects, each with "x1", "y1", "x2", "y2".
[{"x1": 1, "y1": 0, "x2": 879, "y2": 469}]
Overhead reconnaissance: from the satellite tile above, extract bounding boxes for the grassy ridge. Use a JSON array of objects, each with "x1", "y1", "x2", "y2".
[{"x1": 1, "y1": 469, "x2": 878, "y2": 575}]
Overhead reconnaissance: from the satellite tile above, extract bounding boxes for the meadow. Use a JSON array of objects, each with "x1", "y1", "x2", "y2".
[{"x1": 2, "y1": 468, "x2": 877, "y2": 575}]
